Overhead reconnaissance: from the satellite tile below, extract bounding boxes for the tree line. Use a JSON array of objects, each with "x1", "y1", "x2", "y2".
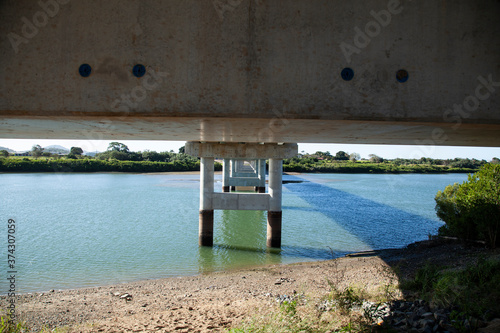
[
  {"x1": 0, "y1": 144, "x2": 497, "y2": 173},
  {"x1": 282, "y1": 150, "x2": 495, "y2": 173},
  {"x1": 0, "y1": 142, "x2": 213, "y2": 173}
]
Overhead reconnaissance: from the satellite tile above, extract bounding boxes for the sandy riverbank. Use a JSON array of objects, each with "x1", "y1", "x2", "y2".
[{"x1": 1, "y1": 239, "x2": 493, "y2": 332}]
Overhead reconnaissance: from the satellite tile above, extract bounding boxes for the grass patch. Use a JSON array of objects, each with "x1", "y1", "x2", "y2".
[
  {"x1": 401, "y1": 257, "x2": 500, "y2": 322},
  {"x1": 0, "y1": 312, "x2": 26, "y2": 333}
]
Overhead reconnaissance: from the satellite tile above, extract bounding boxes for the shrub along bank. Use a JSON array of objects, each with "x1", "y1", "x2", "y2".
[
  {"x1": 0, "y1": 158, "x2": 217, "y2": 173},
  {"x1": 435, "y1": 163, "x2": 500, "y2": 248}
]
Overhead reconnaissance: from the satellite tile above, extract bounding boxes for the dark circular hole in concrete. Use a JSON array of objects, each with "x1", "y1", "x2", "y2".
[
  {"x1": 396, "y1": 69, "x2": 409, "y2": 83},
  {"x1": 133, "y1": 64, "x2": 146, "y2": 78},
  {"x1": 78, "y1": 64, "x2": 92, "y2": 77},
  {"x1": 341, "y1": 67, "x2": 354, "y2": 81}
]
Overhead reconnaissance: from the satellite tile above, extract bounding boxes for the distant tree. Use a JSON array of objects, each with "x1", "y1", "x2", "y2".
[
  {"x1": 369, "y1": 154, "x2": 384, "y2": 163},
  {"x1": 313, "y1": 151, "x2": 332, "y2": 160},
  {"x1": 178, "y1": 146, "x2": 185, "y2": 154},
  {"x1": 31, "y1": 145, "x2": 44, "y2": 158},
  {"x1": 333, "y1": 151, "x2": 349, "y2": 161},
  {"x1": 349, "y1": 152, "x2": 360, "y2": 162},
  {"x1": 142, "y1": 150, "x2": 162, "y2": 162},
  {"x1": 420, "y1": 157, "x2": 433, "y2": 165},
  {"x1": 0, "y1": 150, "x2": 9, "y2": 157},
  {"x1": 160, "y1": 151, "x2": 175, "y2": 162},
  {"x1": 491, "y1": 157, "x2": 500, "y2": 164},
  {"x1": 67, "y1": 147, "x2": 84, "y2": 159},
  {"x1": 449, "y1": 158, "x2": 485, "y2": 169},
  {"x1": 70, "y1": 147, "x2": 83, "y2": 155},
  {"x1": 108, "y1": 142, "x2": 130, "y2": 153}
]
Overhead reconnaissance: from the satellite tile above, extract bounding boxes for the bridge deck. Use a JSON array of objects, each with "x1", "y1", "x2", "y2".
[{"x1": 1, "y1": 0, "x2": 499, "y2": 146}]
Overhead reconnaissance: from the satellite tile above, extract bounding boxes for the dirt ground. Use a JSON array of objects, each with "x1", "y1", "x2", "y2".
[{"x1": 1, "y1": 239, "x2": 493, "y2": 332}]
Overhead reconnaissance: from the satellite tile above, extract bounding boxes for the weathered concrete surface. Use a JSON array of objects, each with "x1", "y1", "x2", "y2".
[
  {"x1": 212, "y1": 193, "x2": 270, "y2": 211},
  {"x1": 186, "y1": 142, "x2": 297, "y2": 159},
  {"x1": 1, "y1": 0, "x2": 499, "y2": 146}
]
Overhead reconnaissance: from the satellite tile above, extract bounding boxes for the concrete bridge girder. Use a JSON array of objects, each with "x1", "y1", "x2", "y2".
[{"x1": 0, "y1": 0, "x2": 499, "y2": 146}]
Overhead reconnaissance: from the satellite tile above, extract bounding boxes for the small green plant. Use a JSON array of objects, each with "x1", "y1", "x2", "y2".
[
  {"x1": 401, "y1": 261, "x2": 441, "y2": 296},
  {"x1": 0, "y1": 313, "x2": 26, "y2": 333},
  {"x1": 279, "y1": 300, "x2": 297, "y2": 317},
  {"x1": 334, "y1": 287, "x2": 362, "y2": 313},
  {"x1": 339, "y1": 320, "x2": 355, "y2": 332}
]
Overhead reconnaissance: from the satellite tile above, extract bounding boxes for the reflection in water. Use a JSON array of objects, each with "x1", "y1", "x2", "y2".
[
  {"x1": 197, "y1": 210, "x2": 283, "y2": 273},
  {"x1": 219, "y1": 210, "x2": 267, "y2": 249}
]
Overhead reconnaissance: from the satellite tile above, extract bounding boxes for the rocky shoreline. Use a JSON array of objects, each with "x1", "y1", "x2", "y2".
[{"x1": 1, "y1": 239, "x2": 498, "y2": 332}]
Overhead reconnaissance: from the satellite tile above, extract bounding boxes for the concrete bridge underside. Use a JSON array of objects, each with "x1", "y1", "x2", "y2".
[{"x1": 0, "y1": 0, "x2": 499, "y2": 146}]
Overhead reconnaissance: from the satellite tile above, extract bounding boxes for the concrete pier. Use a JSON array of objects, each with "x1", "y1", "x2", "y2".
[
  {"x1": 267, "y1": 159, "x2": 283, "y2": 248},
  {"x1": 199, "y1": 157, "x2": 214, "y2": 246},
  {"x1": 222, "y1": 159, "x2": 230, "y2": 193},
  {"x1": 257, "y1": 159, "x2": 266, "y2": 193},
  {"x1": 186, "y1": 142, "x2": 297, "y2": 248}
]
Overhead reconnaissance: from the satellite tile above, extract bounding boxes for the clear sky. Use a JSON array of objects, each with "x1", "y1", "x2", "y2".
[{"x1": 0, "y1": 138, "x2": 499, "y2": 160}]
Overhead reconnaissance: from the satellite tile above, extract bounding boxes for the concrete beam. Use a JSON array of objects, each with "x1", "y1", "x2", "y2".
[
  {"x1": 2, "y1": 116, "x2": 498, "y2": 147},
  {"x1": 185, "y1": 142, "x2": 298, "y2": 159},
  {"x1": 212, "y1": 193, "x2": 270, "y2": 210},
  {"x1": 219, "y1": 177, "x2": 262, "y2": 187}
]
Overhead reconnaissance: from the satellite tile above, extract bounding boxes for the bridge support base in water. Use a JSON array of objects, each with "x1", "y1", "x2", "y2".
[
  {"x1": 186, "y1": 142, "x2": 297, "y2": 248},
  {"x1": 267, "y1": 211, "x2": 282, "y2": 248}
]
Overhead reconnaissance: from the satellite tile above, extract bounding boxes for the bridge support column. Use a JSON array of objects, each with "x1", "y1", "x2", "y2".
[
  {"x1": 267, "y1": 158, "x2": 282, "y2": 248},
  {"x1": 199, "y1": 157, "x2": 214, "y2": 246},
  {"x1": 222, "y1": 159, "x2": 230, "y2": 192},
  {"x1": 258, "y1": 159, "x2": 266, "y2": 193},
  {"x1": 230, "y1": 160, "x2": 236, "y2": 192}
]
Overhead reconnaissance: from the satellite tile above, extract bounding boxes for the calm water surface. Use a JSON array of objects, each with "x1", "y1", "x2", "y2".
[{"x1": 1, "y1": 172, "x2": 467, "y2": 293}]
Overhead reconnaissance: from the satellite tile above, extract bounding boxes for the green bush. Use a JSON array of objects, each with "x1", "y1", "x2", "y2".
[
  {"x1": 402, "y1": 259, "x2": 500, "y2": 321},
  {"x1": 435, "y1": 164, "x2": 500, "y2": 247}
]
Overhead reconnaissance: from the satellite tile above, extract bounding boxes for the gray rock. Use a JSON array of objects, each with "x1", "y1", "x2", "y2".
[{"x1": 422, "y1": 312, "x2": 434, "y2": 319}]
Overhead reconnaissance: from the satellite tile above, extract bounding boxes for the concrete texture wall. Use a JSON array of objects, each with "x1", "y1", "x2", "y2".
[{"x1": 0, "y1": 0, "x2": 499, "y2": 145}]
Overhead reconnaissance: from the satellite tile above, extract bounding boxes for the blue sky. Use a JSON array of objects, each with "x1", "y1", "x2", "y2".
[{"x1": 0, "y1": 139, "x2": 499, "y2": 160}]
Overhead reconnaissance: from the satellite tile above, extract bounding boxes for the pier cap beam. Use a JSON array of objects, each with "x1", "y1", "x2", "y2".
[{"x1": 185, "y1": 142, "x2": 298, "y2": 159}]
